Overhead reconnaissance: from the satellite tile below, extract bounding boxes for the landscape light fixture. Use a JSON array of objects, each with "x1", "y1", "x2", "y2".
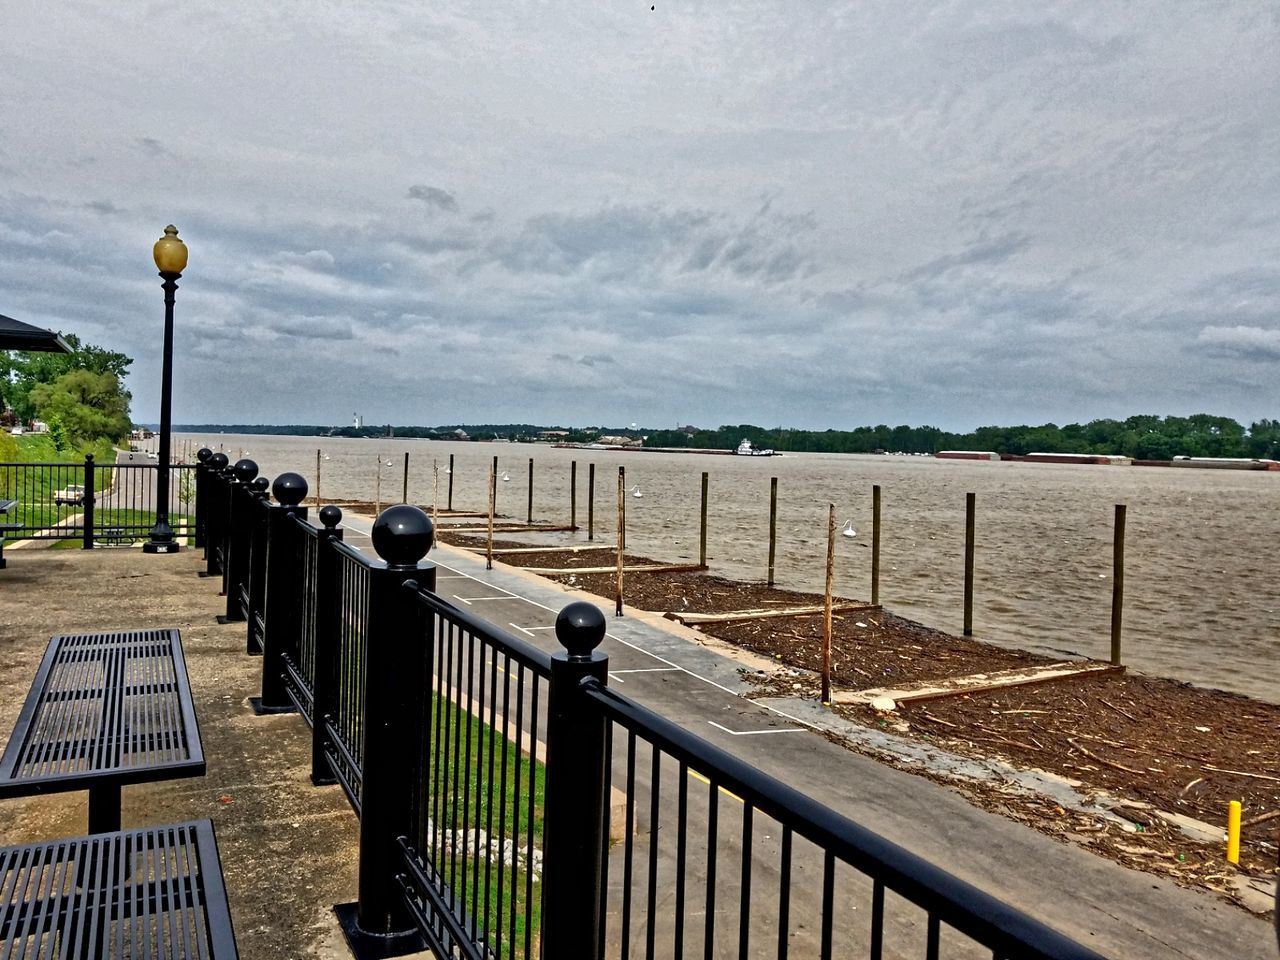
[{"x1": 144, "y1": 225, "x2": 188, "y2": 554}]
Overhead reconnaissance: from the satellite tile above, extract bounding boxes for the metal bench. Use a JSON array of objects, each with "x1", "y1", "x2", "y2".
[
  {"x1": 0, "y1": 629, "x2": 205, "y2": 832},
  {"x1": 0, "y1": 499, "x2": 18, "y2": 569},
  {"x1": 0, "y1": 819, "x2": 238, "y2": 958}
]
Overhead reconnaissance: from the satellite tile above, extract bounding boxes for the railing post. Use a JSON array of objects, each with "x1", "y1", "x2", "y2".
[
  {"x1": 194, "y1": 447, "x2": 212, "y2": 550},
  {"x1": 245, "y1": 475, "x2": 271, "y2": 651},
  {"x1": 310, "y1": 506, "x2": 344, "y2": 786},
  {"x1": 204, "y1": 452, "x2": 230, "y2": 578},
  {"x1": 81, "y1": 454, "x2": 95, "y2": 550},
  {"x1": 542, "y1": 601, "x2": 610, "y2": 960},
  {"x1": 255, "y1": 472, "x2": 308, "y2": 714},
  {"x1": 339, "y1": 505, "x2": 436, "y2": 957},
  {"x1": 220, "y1": 459, "x2": 258, "y2": 623}
]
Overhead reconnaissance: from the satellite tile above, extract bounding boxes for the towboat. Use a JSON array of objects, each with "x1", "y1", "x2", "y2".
[{"x1": 735, "y1": 439, "x2": 776, "y2": 457}]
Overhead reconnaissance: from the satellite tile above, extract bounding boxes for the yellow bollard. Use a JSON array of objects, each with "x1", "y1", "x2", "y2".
[{"x1": 1226, "y1": 800, "x2": 1242, "y2": 864}]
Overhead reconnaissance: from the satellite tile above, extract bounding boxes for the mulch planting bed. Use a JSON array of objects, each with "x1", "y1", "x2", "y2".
[{"x1": 436, "y1": 528, "x2": 1280, "y2": 897}]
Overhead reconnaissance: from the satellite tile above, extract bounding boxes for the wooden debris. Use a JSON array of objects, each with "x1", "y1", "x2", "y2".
[
  {"x1": 1068, "y1": 738, "x2": 1142, "y2": 774},
  {"x1": 527, "y1": 563, "x2": 707, "y2": 575},
  {"x1": 1202, "y1": 764, "x2": 1280, "y2": 783},
  {"x1": 668, "y1": 602, "x2": 879, "y2": 625}
]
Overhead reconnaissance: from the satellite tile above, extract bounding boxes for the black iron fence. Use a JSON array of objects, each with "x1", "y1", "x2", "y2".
[
  {"x1": 0, "y1": 454, "x2": 196, "y2": 546},
  {"x1": 199, "y1": 451, "x2": 1107, "y2": 960}
]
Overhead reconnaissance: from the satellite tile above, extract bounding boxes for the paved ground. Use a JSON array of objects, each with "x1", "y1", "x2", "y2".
[{"x1": 0, "y1": 531, "x2": 1272, "y2": 959}]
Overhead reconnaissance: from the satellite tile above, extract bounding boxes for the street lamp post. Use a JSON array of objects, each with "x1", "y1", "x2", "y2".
[{"x1": 144, "y1": 224, "x2": 188, "y2": 554}]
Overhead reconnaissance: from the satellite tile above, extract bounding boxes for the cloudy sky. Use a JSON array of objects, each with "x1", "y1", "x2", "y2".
[{"x1": 2, "y1": 2, "x2": 1277, "y2": 431}]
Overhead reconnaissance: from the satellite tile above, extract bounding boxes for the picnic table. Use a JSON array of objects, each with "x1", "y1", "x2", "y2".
[
  {"x1": 0, "y1": 819, "x2": 238, "y2": 958},
  {"x1": 0, "y1": 628, "x2": 205, "y2": 832}
]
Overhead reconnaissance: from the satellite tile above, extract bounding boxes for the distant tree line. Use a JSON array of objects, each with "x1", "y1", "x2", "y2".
[
  {"x1": 168, "y1": 414, "x2": 1280, "y2": 461},
  {"x1": 643, "y1": 415, "x2": 1280, "y2": 460}
]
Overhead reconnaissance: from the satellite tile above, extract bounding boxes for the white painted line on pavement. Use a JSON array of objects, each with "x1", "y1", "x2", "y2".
[
  {"x1": 453, "y1": 596, "x2": 514, "y2": 604},
  {"x1": 707, "y1": 721, "x2": 805, "y2": 737},
  {"x1": 509, "y1": 622, "x2": 535, "y2": 636},
  {"x1": 608, "y1": 667, "x2": 679, "y2": 684},
  {"x1": 423, "y1": 552, "x2": 817, "y2": 731}
]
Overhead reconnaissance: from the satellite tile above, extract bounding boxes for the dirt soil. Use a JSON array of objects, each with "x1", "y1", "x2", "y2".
[{"x1": 436, "y1": 527, "x2": 1280, "y2": 904}]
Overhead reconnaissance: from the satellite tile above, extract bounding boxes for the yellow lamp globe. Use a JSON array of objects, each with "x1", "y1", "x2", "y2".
[{"x1": 152, "y1": 225, "x2": 189, "y2": 275}]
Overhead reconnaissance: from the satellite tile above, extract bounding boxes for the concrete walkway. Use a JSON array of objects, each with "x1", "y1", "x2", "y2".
[{"x1": 0, "y1": 533, "x2": 1270, "y2": 959}]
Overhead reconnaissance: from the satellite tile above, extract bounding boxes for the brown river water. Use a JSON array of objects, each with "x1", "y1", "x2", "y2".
[{"x1": 180, "y1": 433, "x2": 1280, "y2": 704}]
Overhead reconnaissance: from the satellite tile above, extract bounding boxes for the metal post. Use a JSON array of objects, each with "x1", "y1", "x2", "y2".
[
  {"x1": 194, "y1": 447, "x2": 212, "y2": 550},
  {"x1": 570, "y1": 460, "x2": 577, "y2": 530},
  {"x1": 220, "y1": 459, "x2": 259, "y2": 623},
  {"x1": 341, "y1": 506, "x2": 435, "y2": 955},
  {"x1": 204, "y1": 453, "x2": 230, "y2": 577},
  {"x1": 144, "y1": 272, "x2": 179, "y2": 553},
  {"x1": 872, "y1": 484, "x2": 881, "y2": 605},
  {"x1": 527, "y1": 456, "x2": 534, "y2": 524},
  {"x1": 492, "y1": 455, "x2": 499, "y2": 514},
  {"x1": 316, "y1": 449, "x2": 322, "y2": 506},
  {"x1": 255, "y1": 473, "x2": 308, "y2": 714},
  {"x1": 81, "y1": 454, "x2": 95, "y2": 550},
  {"x1": 963, "y1": 492, "x2": 976, "y2": 636},
  {"x1": 447, "y1": 454, "x2": 454, "y2": 511},
  {"x1": 310, "y1": 506, "x2": 343, "y2": 785},
  {"x1": 402, "y1": 451, "x2": 409, "y2": 504},
  {"x1": 699, "y1": 471, "x2": 709, "y2": 568},
  {"x1": 1111, "y1": 504, "x2": 1126, "y2": 665},
  {"x1": 542, "y1": 602, "x2": 610, "y2": 960},
  {"x1": 767, "y1": 476, "x2": 777, "y2": 586}
]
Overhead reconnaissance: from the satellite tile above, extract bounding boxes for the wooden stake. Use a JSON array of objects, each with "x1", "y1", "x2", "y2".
[
  {"x1": 570, "y1": 460, "x2": 577, "y2": 530},
  {"x1": 823, "y1": 503, "x2": 835, "y2": 704},
  {"x1": 527, "y1": 457, "x2": 534, "y2": 524},
  {"x1": 1111, "y1": 504, "x2": 1126, "y2": 666},
  {"x1": 447, "y1": 454, "x2": 454, "y2": 511},
  {"x1": 486, "y1": 463, "x2": 496, "y2": 570},
  {"x1": 402, "y1": 451, "x2": 409, "y2": 504},
  {"x1": 963, "y1": 492, "x2": 976, "y2": 636},
  {"x1": 616, "y1": 466, "x2": 625, "y2": 616},
  {"x1": 588, "y1": 463, "x2": 595, "y2": 541},
  {"x1": 767, "y1": 476, "x2": 778, "y2": 586},
  {"x1": 871, "y1": 484, "x2": 881, "y2": 605},
  {"x1": 699, "y1": 471, "x2": 709, "y2": 568}
]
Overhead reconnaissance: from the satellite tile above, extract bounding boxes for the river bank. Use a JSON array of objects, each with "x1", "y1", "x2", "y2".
[{"x1": 422, "y1": 518, "x2": 1279, "y2": 911}]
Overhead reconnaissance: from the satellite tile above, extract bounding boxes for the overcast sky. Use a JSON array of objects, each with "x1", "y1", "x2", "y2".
[{"x1": 2, "y1": 2, "x2": 1277, "y2": 432}]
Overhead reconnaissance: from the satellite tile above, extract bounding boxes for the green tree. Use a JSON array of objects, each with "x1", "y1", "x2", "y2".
[
  {"x1": 28, "y1": 369, "x2": 131, "y2": 446},
  {"x1": 3, "y1": 333, "x2": 133, "y2": 421}
]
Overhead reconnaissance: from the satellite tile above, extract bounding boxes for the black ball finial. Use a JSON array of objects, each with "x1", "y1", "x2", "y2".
[
  {"x1": 371, "y1": 504, "x2": 433, "y2": 567},
  {"x1": 252, "y1": 476, "x2": 270, "y2": 495},
  {"x1": 272, "y1": 472, "x2": 308, "y2": 506},
  {"x1": 319, "y1": 505, "x2": 343, "y2": 529},
  {"x1": 233, "y1": 458, "x2": 259, "y2": 483},
  {"x1": 196, "y1": 447, "x2": 213, "y2": 463},
  {"x1": 555, "y1": 601, "x2": 606, "y2": 660},
  {"x1": 210, "y1": 452, "x2": 229, "y2": 470}
]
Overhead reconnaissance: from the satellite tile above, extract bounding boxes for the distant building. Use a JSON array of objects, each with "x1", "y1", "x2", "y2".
[
  {"x1": 353, "y1": 412, "x2": 363, "y2": 429},
  {"x1": 537, "y1": 430, "x2": 570, "y2": 440},
  {"x1": 451, "y1": 428, "x2": 469, "y2": 440}
]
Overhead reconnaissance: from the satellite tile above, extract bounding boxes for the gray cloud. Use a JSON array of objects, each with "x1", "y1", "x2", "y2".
[
  {"x1": 1197, "y1": 325, "x2": 1280, "y2": 361},
  {"x1": 0, "y1": 3, "x2": 1276, "y2": 430},
  {"x1": 407, "y1": 185, "x2": 459, "y2": 213}
]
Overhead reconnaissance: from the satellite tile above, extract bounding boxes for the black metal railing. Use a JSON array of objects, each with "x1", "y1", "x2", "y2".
[
  {"x1": 200, "y1": 447, "x2": 1107, "y2": 960},
  {"x1": 0, "y1": 455, "x2": 195, "y2": 546}
]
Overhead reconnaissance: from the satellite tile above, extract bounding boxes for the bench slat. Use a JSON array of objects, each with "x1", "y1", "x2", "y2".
[
  {"x1": 0, "y1": 629, "x2": 205, "y2": 797},
  {"x1": 0, "y1": 819, "x2": 238, "y2": 958}
]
